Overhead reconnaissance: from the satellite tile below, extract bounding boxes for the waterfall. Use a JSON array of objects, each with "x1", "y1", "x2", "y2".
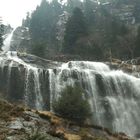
[
  {"x1": 48, "y1": 61, "x2": 140, "y2": 139},
  {"x1": 0, "y1": 51, "x2": 44, "y2": 110},
  {"x1": 24, "y1": 68, "x2": 43, "y2": 110},
  {"x1": 2, "y1": 30, "x2": 15, "y2": 52},
  {"x1": 0, "y1": 28, "x2": 44, "y2": 110},
  {"x1": 0, "y1": 33, "x2": 140, "y2": 138}
]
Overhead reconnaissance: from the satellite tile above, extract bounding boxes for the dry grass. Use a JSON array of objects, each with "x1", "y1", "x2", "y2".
[{"x1": 0, "y1": 99, "x2": 24, "y2": 121}]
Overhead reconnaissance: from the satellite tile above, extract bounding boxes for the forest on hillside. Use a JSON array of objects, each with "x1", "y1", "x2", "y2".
[{"x1": 2, "y1": 0, "x2": 140, "y2": 61}]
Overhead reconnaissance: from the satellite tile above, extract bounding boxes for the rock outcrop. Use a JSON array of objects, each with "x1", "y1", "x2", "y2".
[
  {"x1": 106, "y1": 58, "x2": 140, "y2": 77},
  {"x1": 10, "y1": 27, "x2": 31, "y2": 53},
  {"x1": 0, "y1": 99, "x2": 133, "y2": 140}
]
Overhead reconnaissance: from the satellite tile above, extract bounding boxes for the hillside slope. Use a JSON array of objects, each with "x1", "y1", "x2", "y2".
[{"x1": 0, "y1": 99, "x2": 133, "y2": 140}]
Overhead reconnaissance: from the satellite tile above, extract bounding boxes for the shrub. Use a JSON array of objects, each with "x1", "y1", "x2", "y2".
[
  {"x1": 31, "y1": 43, "x2": 46, "y2": 58},
  {"x1": 27, "y1": 133, "x2": 46, "y2": 140},
  {"x1": 53, "y1": 85, "x2": 91, "y2": 123}
]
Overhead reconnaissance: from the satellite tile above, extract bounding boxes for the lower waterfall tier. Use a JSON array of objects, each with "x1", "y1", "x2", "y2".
[{"x1": 0, "y1": 52, "x2": 140, "y2": 139}]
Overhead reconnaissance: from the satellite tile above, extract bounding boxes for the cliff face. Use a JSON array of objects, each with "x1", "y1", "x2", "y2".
[
  {"x1": 10, "y1": 27, "x2": 31, "y2": 53},
  {"x1": 0, "y1": 99, "x2": 133, "y2": 140}
]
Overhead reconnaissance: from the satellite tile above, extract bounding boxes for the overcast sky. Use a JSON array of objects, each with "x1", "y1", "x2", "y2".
[
  {"x1": 0, "y1": 0, "x2": 42, "y2": 27},
  {"x1": 0, "y1": 0, "x2": 99, "y2": 28}
]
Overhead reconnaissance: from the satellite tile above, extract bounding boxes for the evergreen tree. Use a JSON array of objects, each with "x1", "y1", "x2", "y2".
[
  {"x1": 134, "y1": 0, "x2": 140, "y2": 23},
  {"x1": 22, "y1": 12, "x2": 30, "y2": 27},
  {"x1": 65, "y1": 0, "x2": 82, "y2": 13},
  {"x1": 30, "y1": 0, "x2": 50, "y2": 43},
  {"x1": 63, "y1": 7, "x2": 88, "y2": 54},
  {"x1": 21, "y1": 0, "x2": 136, "y2": 60},
  {"x1": 30, "y1": 0, "x2": 63, "y2": 44},
  {"x1": 50, "y1": 0, "x2": 63, "y2": 42},
  {"x1": 53, "y1": 85, "x2": 91, "y2": 123},
  {"x1": 134, "y1": 26, "x2": 140, "y2": 57},
  {"x1": 0, "y1": 24, "x2": 4, "y2": 50},
  {"x1": 51, "y1": 0, "x2": 63, "y2": 16},
  {"x1": 83, "y1": 0, "x2": 96, "y2": 27},
  {"x1": 29, "y1": 0, "x2": 63, "y2": 57}
]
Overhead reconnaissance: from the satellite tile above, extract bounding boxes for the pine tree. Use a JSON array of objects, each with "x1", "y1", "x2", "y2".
[
  {"x1": 53, "y1": 85, "x2": 91, "y2": 123},
  {"x1": 134, "y1": 0, "x2": 140, "y2": 23},
  {"x1": 83, "y1": 0, "x2": 95, "y2": 27},
  {"x1": 66, "y1": 0, "x2": 82, "y2": 13},
  {"x1": 0, "y1": 24, "x2": 4, "y2": 50},
  {"x1": 29, "y1": 0, "x2": 63, "y2": 57},
  {"x1": 22, "y1": 12, "x2": 30, "y2": 27},
  {"x1": 30, "y1": 0, "x2": 50, "y2": 43},
  {"x1": 63, "y1": 7, "x2": 88, "y2": 54},
  {"x1": 134, "y1": 26, "x2": 140, "y2": 57}
]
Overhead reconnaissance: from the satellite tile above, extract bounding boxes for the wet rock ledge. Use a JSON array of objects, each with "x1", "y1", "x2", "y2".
[{"x1": 106, "y1": 58, "x2": 140, "y2": 77}]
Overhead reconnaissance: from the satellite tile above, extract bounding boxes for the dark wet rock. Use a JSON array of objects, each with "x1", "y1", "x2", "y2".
[
  {"x1": 95, "y1": 74, "x2": 107, "y2": 97},
  {"x1": 17, "y1": 52, "x2": 61, "y2": 69}
]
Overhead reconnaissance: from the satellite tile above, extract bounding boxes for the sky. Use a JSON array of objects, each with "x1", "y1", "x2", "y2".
[
  {"x1": 0, "y1": 0, "x2": 99, "y2": 28},
  {"x1": 0, "y1": 0, "x2": 42, "y2": 28}
]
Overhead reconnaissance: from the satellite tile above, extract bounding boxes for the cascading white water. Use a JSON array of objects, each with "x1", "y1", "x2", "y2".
[
  {"x1": 33, "y1": 69, "x2": 43, "y2": 109},
  {"x1": 24, "y1": 67, "x2": 43, "y2": 110},
  {"x1": 48, "y1": 61, "x2": 140, "y2": 139},
  {"x1": 1, "y1": 30, "x2": 140, "y2": 138},
  {"x1": 0, "y1": 51, "x2": 44, "y2": 110},
  {"x1": 0, "y1": 28, "x2": 44, "y2": 110},
  {"x1": 2, "y1": 30, "x2": 15, "y2": 52}
]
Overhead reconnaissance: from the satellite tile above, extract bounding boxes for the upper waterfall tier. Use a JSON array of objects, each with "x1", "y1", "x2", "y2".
[{"x1": 2, "y1": 30, "x2": 14, "y2": 52}]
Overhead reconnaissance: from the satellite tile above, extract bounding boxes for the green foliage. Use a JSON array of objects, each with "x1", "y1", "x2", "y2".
[
  {"x1": 134, "y1": 0, "x2": 140, "y2": 23},
  {"x1": 65, "y1": 0, "x2": 82, "y2": 13},
  {"x1": 29, "y1": 0, "x2": 51, "y2": 43},
  {"x1": 31, "y1": 43, "x2": 46, "y2": 57},
  {"x1": 26, "y1": 127, "x2": 59, "y2": 140},
  {"x1": 22, "y1": 0, "x2": 140, "y2": 60},
  {"x1": 63, "y1": 7, "x2": 88, "y2": 54},
  {"x1": 53, "y1": 85, "x2": 91, "y2": 123},
  {"x1": 0, "y1": 24, "x2": 4, "y2": 49},
  {"x1": 27, "y1": 133, "x2": 57, "y2": 140},
  {"x1": 134, "y1": 26, "x2": 140, "y2": 57},
  {"x1": 29, "y1": 0, "x2": 62, "y2": 43},
  {"x1": 27, "y1": 0, "x2": 63, "y2": 57},
  {"x1": 83, "y1": 0, "x2": 96, "y2": 26},
  {"x1": 22, "y1": 12, "x2": 30, "y2": 27},
  {"x1": 27, "y1": 133, "x2": 46, "y2": 140}
]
